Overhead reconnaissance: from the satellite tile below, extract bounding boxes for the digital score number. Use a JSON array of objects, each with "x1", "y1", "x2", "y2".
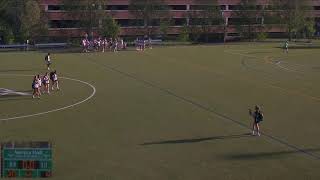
[{"x1": 1, "y1": 141, "x2": 52, "y2": 178}]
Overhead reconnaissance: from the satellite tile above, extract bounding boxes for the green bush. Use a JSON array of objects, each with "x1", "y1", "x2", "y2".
[
  {"x1": 0, "y1": 28, "x2": 15, "y2": 44},
  {"x1": 256, "y1": 32, "x2": 268, "y2": 41},
  {"x1": 178, "y1": 24, "x2": 190, "y2": 42}
]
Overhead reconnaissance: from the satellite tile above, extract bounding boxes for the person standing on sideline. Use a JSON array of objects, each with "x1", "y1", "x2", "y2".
[
  {"x1": 26, "y1": 39, "x2": 30, "y2": 51},
  {"x1": 45, "y1": 53, "x2": 52, "y2": 70},
  {"x1": 249, "y1": 105, "x2": 264, "y2": 136},
  {"x1": 284, "y1": 40, "x2": 289, "y2": 54}
]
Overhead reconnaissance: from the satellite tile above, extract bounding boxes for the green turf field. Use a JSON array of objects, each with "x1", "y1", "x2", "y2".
[{"x1": 0, "y1": 43, "x2": 320, "y2": 179}]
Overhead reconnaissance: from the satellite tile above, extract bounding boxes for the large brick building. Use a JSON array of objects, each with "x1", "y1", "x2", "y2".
[{"x1": 40, "y1": 0, "x2": 320, "y2": 39}]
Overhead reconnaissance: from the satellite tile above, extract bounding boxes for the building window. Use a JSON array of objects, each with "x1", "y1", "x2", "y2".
[
  {"x1": 149, "y1": 19, "x2": 160, "y2": 26},
  {"x1": 227, "y1": 33, "x2": 240, "y2": 36},
  {"x1": 256, "y1": 5, "x2": 263, "y2": 10},
  {"x1": 49, "y1": 20, "x2": 81, "y2": 28},
  {"x1": 228, "y1": 5, "x2": 241, "y2": 10},
  {"x1": 115, "y1": 19, "x2": 144, "y2": 27},
  {"x1": 48, "y1": 5, "x2": 64, "y2": 11},
  {"x1": 190, "y1": 5, "x2": 221, "y2": 10},
  {"x1": 220, "y1": 5, "x2": 226, "y2": 10},
  {"x1": 228, "y1": 18, "x2": 262, "y2": 25},
  {"x1": 169, "y1": 5, "x2": 187, "y2": 10},
  {"x1": 129, "y1": 19, "x2": 144, "y2": 27},
  {"x1": 314, "y1": 6, "x2": 320, "y2": 10},
  {"x1": 105, "y1": 5, "x2": 129, "y2": 10},
  {"x1": 115, "y1": 19, "x2": 129, "y2": 27},
  {"x1": 189, "y1": 18, "x2": 222, "y2": 26},
  {"x1": 263, "y1": 17, "x2": 281, "y2": 24},
  {"x1": 172, "y1": 18, "x2": 187, "y2": 26}
]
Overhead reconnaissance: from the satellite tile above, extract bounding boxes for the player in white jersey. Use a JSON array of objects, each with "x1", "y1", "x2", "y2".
[
  {"x1": 32, "y1": 76, "x2": 40, "y2": 99},
  {"x1": 82, "y1": 39, "x2": 88, "y2": 52},
  {"x1": 97, "y1": 37, "x2": 102, "y2": 51},
  {"x1": 43, "y1": 72, "x2": 50, "y2": 94},
  {"x1": 37, "y1": 74, "x2": 42, "y2": 95}
]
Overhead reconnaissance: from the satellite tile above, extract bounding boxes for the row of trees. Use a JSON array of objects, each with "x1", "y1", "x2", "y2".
[
  {"x1": 127, "y1": 0, "x2": 316, "y2": 41},
  {"x1": 0, "y1": 0, "x2": 317, "y2": 43},
  {"x1": 63, "y1": 0, "x2": 120, "y2": 39},
  {"x1": 235, "y1": 0, "x2": 316, "y2": 41},
  {"x1": 63, "y1": 0, "x2": 224, "y2": 42},
  {"x1": 0, "y1": 0, "x2": 47, "y2": 44}
]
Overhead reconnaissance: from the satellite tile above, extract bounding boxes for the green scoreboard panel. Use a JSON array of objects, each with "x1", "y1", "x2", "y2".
[{"x1": 1, "y1": 141, "x2": 52, "y2": 178}]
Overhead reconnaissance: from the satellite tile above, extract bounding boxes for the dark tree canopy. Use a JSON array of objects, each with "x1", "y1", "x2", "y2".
[
  {"x1": 270, "y1": 0, "x2": 315, "y2": 40},
  {"x1": 129, "y1": 0, "x2": 170, "y2": 36},
  {"x1": 187, "y1": 0, "x2": 223, "y2": 42},
  {"x1": 63, "y1": 0, "x2": 108, "y2": 37},
  {"x1": 233, "y1": 0, "x2": 264, "y2": 40},
  {"x1": 0, "y1": 0, "x2": 47, "y2": 43}
]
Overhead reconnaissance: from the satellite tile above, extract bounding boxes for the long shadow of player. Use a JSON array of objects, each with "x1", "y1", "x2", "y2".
[{"x1": 140, "y1": 133, "x2": 252, "y2": 146}]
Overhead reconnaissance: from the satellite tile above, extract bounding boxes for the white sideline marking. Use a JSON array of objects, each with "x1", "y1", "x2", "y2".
[{"x1": 0, "y1": 74, "x2": 96, "y2": 121}]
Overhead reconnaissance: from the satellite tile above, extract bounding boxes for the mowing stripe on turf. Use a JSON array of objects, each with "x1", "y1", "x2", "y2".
[{"x1": 80, "y1": 53, "x2": 320, "y2": 161}]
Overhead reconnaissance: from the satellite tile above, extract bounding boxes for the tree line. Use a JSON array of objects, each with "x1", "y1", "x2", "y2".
[
  {"x1": 127, "y1": 0, "x2": 316, "y2": 42},
  {"x1": 0, "y1": 0, "x2": 317, "y2": 44},
  {"x1": 0, "y1": 0, "x2": 47, "y2": 44}
]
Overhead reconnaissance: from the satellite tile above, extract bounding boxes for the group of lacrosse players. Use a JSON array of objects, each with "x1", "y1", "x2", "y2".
[
  {"x1": 82, "y1": 37, "x2": 127, "y2": 53},
  {"x1": 32, "y1": 53, "x2": 59, "y2": 99},
  {"x1": 135, "y1": 37, "x2": 153, "y2": 51}
]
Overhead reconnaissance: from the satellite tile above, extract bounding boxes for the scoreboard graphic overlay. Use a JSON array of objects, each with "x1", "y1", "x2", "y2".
[{"x1": 1, "y1": 141, "x2": 52, "y2": 178}]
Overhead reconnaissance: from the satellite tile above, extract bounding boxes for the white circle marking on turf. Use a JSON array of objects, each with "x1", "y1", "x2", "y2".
[
  {"x1": 0, "y1": 74, "x2": 96, "y2": 121},
  {"x1": 224, "y1": 49, "x2": 320, "y2": 102}
]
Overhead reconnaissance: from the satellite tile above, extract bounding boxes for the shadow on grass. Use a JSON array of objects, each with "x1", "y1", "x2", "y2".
[
  {"x1": 223, "y1": 148, "x2": 320, "y2": 160},
  {"x1": 140, "y1": 133, "x2": 252, "y2": 146}
]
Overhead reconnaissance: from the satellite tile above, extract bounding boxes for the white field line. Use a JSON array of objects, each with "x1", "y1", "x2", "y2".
[
  {"x1": 0, "y1": 74, "x2": 96, "y2": 121},
  {"x1": 224, "y1": 49, "x2": 320, "y2": 102}
]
